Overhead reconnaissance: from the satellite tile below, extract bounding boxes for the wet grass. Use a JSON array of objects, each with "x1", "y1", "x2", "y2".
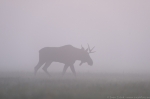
[{"x1": 0, "y1": 72, "x2": 150, "y2": 99}]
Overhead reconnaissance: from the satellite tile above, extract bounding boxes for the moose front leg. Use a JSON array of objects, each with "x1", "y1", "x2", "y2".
[
  {"x1": 70, "y1": 65, "x2": 76, "y2": 76},
  {"x1": 42, "y1": 61, "x2": 52, "y2": 76},
  {"x1": 62, "y1": 65, "x2": 69, "y2": 76}
]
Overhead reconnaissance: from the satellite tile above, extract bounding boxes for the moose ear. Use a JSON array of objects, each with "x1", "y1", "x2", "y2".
[
  {"x1": 79, "y1": 61, "x2": 84, "y2": 66},
  {"x1": 81, "y1": 45, "x2": 84, "y2": 50},
  {"x1": 85, "y1": 48, "x2": 88, "y2": 52}
]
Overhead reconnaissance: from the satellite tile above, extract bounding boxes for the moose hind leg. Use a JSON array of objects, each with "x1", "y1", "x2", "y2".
[
  {"x1": 34, "y1": 61, "x2": 45, "y2": 75},
  {"x1": 42, "y1": 62, "x2": 52, "y2": 76},
  {"x1": 62, "y1": 65, "x2": 69, "y2": 76},
  {"x1": 70, "y1": 65, "x2": 76, "y2": 76}
]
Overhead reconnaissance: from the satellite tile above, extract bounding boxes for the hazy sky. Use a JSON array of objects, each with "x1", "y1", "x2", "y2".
[{"x1": 0, "y1": 0, "x2": 150, "y2": 73}]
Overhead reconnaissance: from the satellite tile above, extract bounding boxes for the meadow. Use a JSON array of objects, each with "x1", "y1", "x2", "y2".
[{"x1": 0, "y1": 72, "x2": 150, "y2": 99}]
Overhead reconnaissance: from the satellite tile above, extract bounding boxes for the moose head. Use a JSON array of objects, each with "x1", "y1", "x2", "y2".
[{"x1": 79, "y1": 44, "x2": 95, "y2": 66}]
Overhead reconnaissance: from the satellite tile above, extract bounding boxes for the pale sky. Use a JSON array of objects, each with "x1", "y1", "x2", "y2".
[{"x1": 0, "y1": 0, "x2": 150, "y2": 74}]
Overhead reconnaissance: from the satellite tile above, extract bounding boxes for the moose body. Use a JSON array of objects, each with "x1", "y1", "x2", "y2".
[{"x1": 34, "y1": 45, "x2": 94, "y2": 76}]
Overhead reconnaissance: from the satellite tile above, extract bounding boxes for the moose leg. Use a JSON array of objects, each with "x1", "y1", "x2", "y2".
[
  {"x1": 34, "y1": 61, "x2": 45, "y2": 75},
  {"x1": 42, "y1": 62, "x2": 52, "y2": 76},
  {"x1": 70, "y1": 65, "x2": 76, "y2": 76},
  {"x1": 62, "y1": 65, "x2": 69, "y2": 76}
]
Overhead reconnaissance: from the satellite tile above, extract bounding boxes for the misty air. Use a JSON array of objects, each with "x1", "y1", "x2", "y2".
[{"x1": 0, "y1": 0, "x2": 150, "y2": 99}]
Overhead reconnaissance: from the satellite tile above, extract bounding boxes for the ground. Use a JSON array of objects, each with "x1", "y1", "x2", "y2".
[{"x1": 0, "y1": 72, "x2": 150, "y2": 99}]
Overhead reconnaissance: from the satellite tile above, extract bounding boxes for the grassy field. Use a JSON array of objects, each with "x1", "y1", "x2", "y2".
[{"x1": 0, "y1": 72, "x2": 150, "y2": 99}]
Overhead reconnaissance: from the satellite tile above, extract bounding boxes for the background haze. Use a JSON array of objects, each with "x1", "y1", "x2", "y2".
[{"x1": 0, "y1": 0, "x2": 150, "y2": 74}]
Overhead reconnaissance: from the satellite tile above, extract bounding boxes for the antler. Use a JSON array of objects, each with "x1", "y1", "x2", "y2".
[{"x1": 87, "y1": 44, "x2": 95, "y2": 53}]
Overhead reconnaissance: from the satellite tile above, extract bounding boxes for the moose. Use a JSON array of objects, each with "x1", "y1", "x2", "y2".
[{"x1": 34, "y1": 44, "x2": 95, "y2": 76}]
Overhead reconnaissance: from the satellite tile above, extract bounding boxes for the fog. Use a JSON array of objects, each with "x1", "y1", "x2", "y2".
[{"x1": 0, "y1": 0, "x2": 150, "y2": 74}]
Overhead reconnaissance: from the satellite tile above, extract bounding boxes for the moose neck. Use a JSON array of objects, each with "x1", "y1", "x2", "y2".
[{"x1": 75, "y1": 48, "x2": 87, "y2": 61}]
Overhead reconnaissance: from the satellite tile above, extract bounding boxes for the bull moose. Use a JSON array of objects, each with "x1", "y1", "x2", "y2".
[{"x1": 34, "y1": 44, "x2": 95, "y2": 76}]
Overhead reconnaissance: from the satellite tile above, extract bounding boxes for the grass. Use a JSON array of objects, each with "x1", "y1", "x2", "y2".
[{"x1": 0, "y1": 72, "x2": 150, "y2": 99}]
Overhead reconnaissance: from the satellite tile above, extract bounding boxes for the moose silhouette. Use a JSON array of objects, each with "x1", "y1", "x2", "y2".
[{"x1": 34, "y1": 44, "x2": 95, "y2": 76}]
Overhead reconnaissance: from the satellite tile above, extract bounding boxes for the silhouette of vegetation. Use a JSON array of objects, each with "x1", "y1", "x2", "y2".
[{"x1": 0, "y1": 72, "x2": 150, "y2": 99}]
